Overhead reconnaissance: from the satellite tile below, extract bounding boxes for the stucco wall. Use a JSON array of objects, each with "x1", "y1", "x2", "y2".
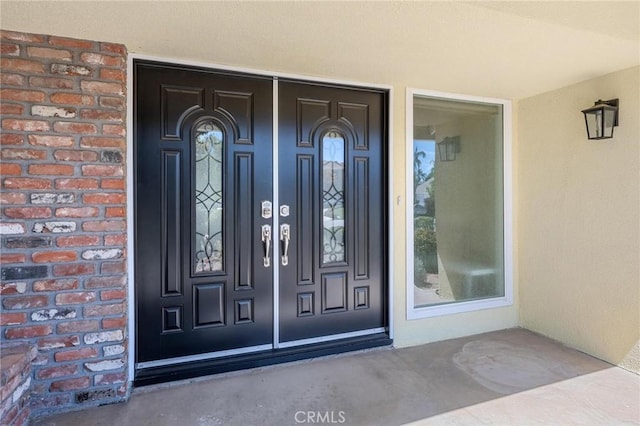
[{"x1": 518, "y1": 66, "x2": 640, "y2": 373}]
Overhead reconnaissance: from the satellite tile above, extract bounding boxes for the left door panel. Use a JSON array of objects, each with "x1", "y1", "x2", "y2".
[{"x1": 135, "y1": 62, "x2": 273, "y2": 364}]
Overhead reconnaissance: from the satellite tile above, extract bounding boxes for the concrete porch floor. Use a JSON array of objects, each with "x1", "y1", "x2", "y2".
[{"x1": 35, "y1": 328, "x2": 639, "y2": 425}]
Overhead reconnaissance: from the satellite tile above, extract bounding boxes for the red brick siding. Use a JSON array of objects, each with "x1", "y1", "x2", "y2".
[
  {"x1": 0, "y1": 30, "x2": 128, "y2": 417},
  {"x1": 0, "y1": 343, "x2": 37, "y2": 426}
]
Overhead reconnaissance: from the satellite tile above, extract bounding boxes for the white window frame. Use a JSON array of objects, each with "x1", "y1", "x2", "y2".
[{"x1": 406, "y1": 88, "x2": 513, "y2": 320}]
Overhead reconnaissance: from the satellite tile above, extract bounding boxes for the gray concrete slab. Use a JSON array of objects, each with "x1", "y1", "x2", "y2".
[{"x1": 35, "y1": 328, "x2": 640, "y2": 426}]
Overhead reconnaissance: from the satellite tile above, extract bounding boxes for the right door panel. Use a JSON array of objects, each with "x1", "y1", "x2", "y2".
[{"x1": 278, "y1": 81, "x2": 387, "y2": 343}]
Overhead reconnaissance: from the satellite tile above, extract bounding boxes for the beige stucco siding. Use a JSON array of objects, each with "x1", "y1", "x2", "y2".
[{"x1": 518, "y1": 66, "x2": 640, "y2": 373}]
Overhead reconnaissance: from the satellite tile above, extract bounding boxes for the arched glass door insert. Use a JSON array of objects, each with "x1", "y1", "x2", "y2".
[
  {"x1": 194, "y1": 120, "x2": 224, "y2": 273},
  {"x1": 322, "y1": 130, "x2": 346, "y2": 264}
]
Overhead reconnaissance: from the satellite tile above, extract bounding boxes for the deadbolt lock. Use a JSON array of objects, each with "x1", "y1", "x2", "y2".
[{"x1": 261, "y1": 201, "x2": 272, "y2": 219}]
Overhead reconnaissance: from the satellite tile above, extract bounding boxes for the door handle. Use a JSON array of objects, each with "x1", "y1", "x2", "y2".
[
  {"x1": 280, "y1": 224, "x2": 290, "y2": 266},
  {"x1": 262, "y1": 224, "x2": 271, "y2": 267}
]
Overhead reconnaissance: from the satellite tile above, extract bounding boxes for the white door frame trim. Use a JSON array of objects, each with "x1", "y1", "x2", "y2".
[{"x1": 126, "y1": 53, "x2": 394, "y2": 383}]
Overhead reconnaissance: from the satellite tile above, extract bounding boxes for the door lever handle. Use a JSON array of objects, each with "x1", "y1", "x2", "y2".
[
  {"x1": 280, "y1": 224, "x2": 290, "y2": 266},
  {"x1": 262, "y1": 224, "x2": 271, "y2": 267}
]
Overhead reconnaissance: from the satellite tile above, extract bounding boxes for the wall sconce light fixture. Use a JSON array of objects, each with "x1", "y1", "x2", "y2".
[
  {"x1": 581, "y1": 99, "x2": 619, "y2": 140},
  {"x1": 437, "y1": 136, "x2": 460, "y2": 162}
]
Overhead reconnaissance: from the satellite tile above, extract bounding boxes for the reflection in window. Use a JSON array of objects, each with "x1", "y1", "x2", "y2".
[
  {"x1": 322, "y1": 131, "x2": 345, "y2": 264},
  {"x1": 412, "y1": 95, "x2": 505, "y2": 308},
  {"x1": 194, "y1": 121, "x2": 223, "y2": 272},
  {"x1": 413, "y1": 140, "x2": 439, "y2": 300}
]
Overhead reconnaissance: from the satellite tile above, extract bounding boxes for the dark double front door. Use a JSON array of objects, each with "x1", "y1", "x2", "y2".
[{"x1": 135, "y1": 61, "x2": 387, "y2": 367}]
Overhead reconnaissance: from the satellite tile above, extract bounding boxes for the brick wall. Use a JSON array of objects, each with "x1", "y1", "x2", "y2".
[
  {"x1": 0, "y1": 30, "x2": 128, "y2": 417},
  {"x1": 1, "y1": 343, "x2": 37, "y2": 425}
]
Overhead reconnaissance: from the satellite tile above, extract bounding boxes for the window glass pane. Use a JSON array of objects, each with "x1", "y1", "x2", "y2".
[
  {"x1": 322, "y1": 131, "x2": 345, "y2": 264},
  {"x1": 194, "y1": 121, "x2": 223, "y2": 272},
  {"x1": 413, "y1": 96, "x2": 504, "y2": 307},
  {"x1": 413, "y1": 139, "x2": 440, "y2": 302}
]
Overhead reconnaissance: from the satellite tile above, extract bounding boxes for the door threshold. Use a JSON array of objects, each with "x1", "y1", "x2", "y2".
[{"x1": 134, "y1": 333, "x2": 392, "y2": 387}]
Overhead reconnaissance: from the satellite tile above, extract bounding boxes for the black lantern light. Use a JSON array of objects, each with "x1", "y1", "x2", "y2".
[
  {"x1": 437, "y1": 136, "x2": 460, "y2": 162},
  {"x1": 581, "y1": 99, "x2": 619, "y2": 140}
]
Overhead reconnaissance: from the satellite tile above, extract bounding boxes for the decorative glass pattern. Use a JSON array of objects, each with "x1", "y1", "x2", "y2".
[
  {"x1": 322, "y1": 131, "x2": 346, "y2": 263},
  {"x1": 194, "y1": 121, "x2": 224, "y2": 272}
]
